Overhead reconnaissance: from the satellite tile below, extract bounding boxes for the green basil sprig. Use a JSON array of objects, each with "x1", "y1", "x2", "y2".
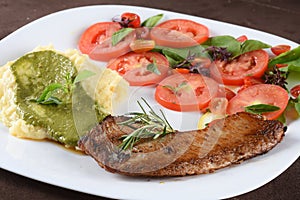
[
  {"x1": 202, "y1": 35, "x2": 271, "y2": 58},
  {"x1": 146, "y1": 58, "x2": 161, "y2": 75},
  {"x1": 153, "y1": 45, "x2": 207, "y2": 67},
  {"x1": 295, "y1": 97, "x2": 300, "y2": 115},
  {"x1": 111, "y1": 28, "x2": 134, "y2": 46},
  {"x1": 73, "y1": 69, "x2": 96, "y2": 84},
  {"x1": 154, "y1": 35, "x2": 270, "y2": 66},
  {"x1": 269, "y1": 46, "x2": 300, "y2": 72},
  {"x1": 163, "y1": 81, "x2": 190, "y2": 95},
  {"x1": 36, "y1": 70, "x2": 96, "y2": 105},
  {"x1": 141, "y1": 14, "x2": 163, "y2": 27},
  {"x1": 36, "y1": 83, "x2": 63, "y2": 105}
]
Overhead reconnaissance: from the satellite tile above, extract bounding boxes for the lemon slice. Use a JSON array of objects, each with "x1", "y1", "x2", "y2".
[{"x1": 197, "y1": 112, "x2": 224, "y2": 129}]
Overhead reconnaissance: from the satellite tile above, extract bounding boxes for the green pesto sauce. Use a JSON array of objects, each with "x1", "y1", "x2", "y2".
[{"x1": 11, "y1": 50, "x2": 107, "y2": 147}]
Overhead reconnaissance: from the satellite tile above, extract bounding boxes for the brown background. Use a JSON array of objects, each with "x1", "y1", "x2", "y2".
[{"x1": 0, "y1": 0, "x2": 299, "y2": 199}]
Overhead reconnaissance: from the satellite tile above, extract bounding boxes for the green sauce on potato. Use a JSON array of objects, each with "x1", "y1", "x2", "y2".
[{"x1": 11, "y1": 50, "x2": 106, "y2": 147}]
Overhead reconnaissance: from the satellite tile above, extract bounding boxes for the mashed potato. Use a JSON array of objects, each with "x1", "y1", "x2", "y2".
[{"x1": 0, "y1": 45, "x2": 128, "y2": 140}]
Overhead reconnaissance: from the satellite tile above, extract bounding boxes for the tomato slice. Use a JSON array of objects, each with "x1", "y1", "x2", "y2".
[
  {"x1": 275, "y1": 63, "x2": 288, "y2": 68},
  {"x1": 123, "y1": 65, "x2": 169, "y2": 86},
  {"x1": 78, "y1": 22, "x2": 135, "y2": 62},
  {"x1": 209, "y1": 97, "x2": 228, "y2": 115},
  {"x1": 236, "y1": 35, "x2": 248, "y2": 43},
  {"x1": 173, "y1": 68, "x2": 190, "y2": 74},
  {"x1": 217, "y1": 86, "x2": 236, "y2": 101},
  {"x1": 155, "y1": 73, "x2": 219, "y2": 111},
  {"x1": 150, "y1": 19, "x2": 209, "y2": 48},
  {"x1": 271, "y1": 45, "x2": 291, "y2": 56},
  {"x1": 227, "y1": 84, "x2": 289, "y2": 120},
  {"x1": 238, "y1": 76, "x2": 264, "y2": 92},
  {"x1": 210, "y1": 50, "x2": 269, "y2": 85},
  {"x1": 291, "y1": 84, "x2": 300, "y2": 99},
  {"x1": 107, "y1": 52, "x2": 169, "y2": 86}
]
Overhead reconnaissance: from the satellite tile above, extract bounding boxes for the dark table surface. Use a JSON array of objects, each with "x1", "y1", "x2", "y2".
[{"x1": 0, "y1": 0, "x2": 299, "y2": 199}]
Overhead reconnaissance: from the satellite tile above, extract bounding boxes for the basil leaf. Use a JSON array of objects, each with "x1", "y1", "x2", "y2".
[
  {"x1": 269, "y1": 46, "x2": 300, "y2": 87},
  {"x1": 141, "y1": 14, "x2": 163, "y2": 27},
  {"x1": 245, "y1": 104, "x2": 280, "y2": 114},
  {"x1": 269, "y1": 46, "x2": 300, "y2": 67},
  {"x1": 36, "y1": 83, "x2": 62, "y2": 103},
  {"x1": 202, "y1": 35, "x2": 241, "y2": 56},
  {"x1": 284, "y1": 96, "x2": 300, "y2": 119},
  {"x1": 151, "y1": 45, "x2": 165, "y2": 53},
  {"x1": 202, "y1": 36, "x2": 271, "y2": 59},
  {"x1": 162, "y1": 48, "x2": 186, "y2": 61},
  {"x1": 163, "y1": 81, "x2": 189, "y2": 95},
  {"x1": 295, "y1": 102, "x2": 300, "y2": 116},
  {"x1": 287, "y1": 65, "x2": 300, "y2": 72},
  {"x1": 161, "y1": 45, "x2": 207, "y2": 61},
  {"x1": 74, "y1": 69, "x2": 96, "y2": 84},
  {"x1": 239, "y1": 39, "x2": 271, "y2": 56},
  {"x1": 162, "y1": 85, "x2": 176, "y2": 92},
  {"x1": 177, "y1": 81, "x2": 189, "y2": 90},
  {"x1": 277, "y1": 113, "x2": 286, "y2": 124},
  {"x1": 155, "y1": 45, "x2": 209, "y2": 69},
  {"x1": 111, "y1": 28, "x2": 134, "y2": 46},
  {"x1": 146, "y1": 58, "x2": 161, "y2": 75},
  {"x1": 38, "y1": 96, "x2": 62, "y2": 105},
  {"x1": 278, "y1": 59, "x2": 300, "y2": 73},
  {"x1": 164, "y1": 54, "x2": 179, "y2": 67},
  {"x1": 152, "y1": 46, "x2": 181, "y2": 66},
  {"x1": 294, "y1": 96, "x2": 300, "y2": 116}
]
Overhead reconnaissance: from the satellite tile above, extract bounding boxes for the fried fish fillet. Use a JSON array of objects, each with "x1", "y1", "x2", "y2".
[{"x1": 78, "y1": 112, "x2": 285, "y2": 177}]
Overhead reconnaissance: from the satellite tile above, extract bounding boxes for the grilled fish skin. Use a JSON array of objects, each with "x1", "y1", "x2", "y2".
[{"x1": 78, "y1": 112, "x2": 285, "y2": 177}]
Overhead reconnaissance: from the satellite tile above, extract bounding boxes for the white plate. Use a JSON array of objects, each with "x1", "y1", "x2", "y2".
[{"x1": 0, "y1": 5, "x2": 299, "y2": 200}]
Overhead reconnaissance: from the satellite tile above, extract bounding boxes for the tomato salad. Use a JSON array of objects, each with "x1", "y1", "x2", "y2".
[{"x1": 78, "y1": 12, "x2": 300, "y2": 127}]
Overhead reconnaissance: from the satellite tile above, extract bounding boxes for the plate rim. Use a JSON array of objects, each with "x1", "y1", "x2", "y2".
[{"x1": 0, "y1": 4, "x2": 299, "y2": 200}]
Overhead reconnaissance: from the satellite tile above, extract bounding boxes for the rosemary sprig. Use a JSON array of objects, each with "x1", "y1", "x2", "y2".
[{"x1": 118, "y1": 98, "x2": 174, "y2": 151}]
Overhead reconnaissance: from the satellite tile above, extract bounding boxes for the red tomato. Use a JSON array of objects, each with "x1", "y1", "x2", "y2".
[
  {"x1": 227, "y1": 84, "x2": 289, "y2": 120},
  {"x1": 173, "y1": 68, "x2": 190, "y2": 74},
  {"x1": 210, "y1": 50, "x2": 269, "y2": 85},
  {"x1": 78, "y1": 22, "x2": 135, "y2": 62},
  {"x1": 291, "y1": 84, "x2": 300, "y2": 99},
  {"x1": 123, "y1": 66, "x2": 169, "y2": 86},
  {"x1": 275, "y1": 63, "x2": 288, "y2": 68},
  {"x1": 217, "y1": 86, "x2": 236, "y2": 101},
  {"x1": 107, "y1": 52, "x2": 169, "y2": 86},
  {"x1": 236, "y1": 35, "x2": 248, "y2": 42},
  {"x1": 135, "y1": 27, "x2": 150, "y2": 39},
  {"x1": 209, "y1": 97, "x2": 228, "y2": 115},
  {"x1": 271, "y1": 45, "x2": 291, "y2": 56},
  {"x1": 243, "y1": 76, "x2": 263, "y2": 85},
  {"x1": 150, "y1": 19, "x2": 209, "y2": 48},
  {"x1": 155, "y1": 73, "x2": 219, "y2": 111},
  {"x1": 238, "y1": 76, "x2": 264, "y2": 92},
  {"x1": 121, "y1": 13, "x2": 141, "y2": 28}
]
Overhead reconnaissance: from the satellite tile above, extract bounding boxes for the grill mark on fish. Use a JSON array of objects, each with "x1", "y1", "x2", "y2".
[{"x1": 78, "y1": 112, "x2": 285, "y2": 177}]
